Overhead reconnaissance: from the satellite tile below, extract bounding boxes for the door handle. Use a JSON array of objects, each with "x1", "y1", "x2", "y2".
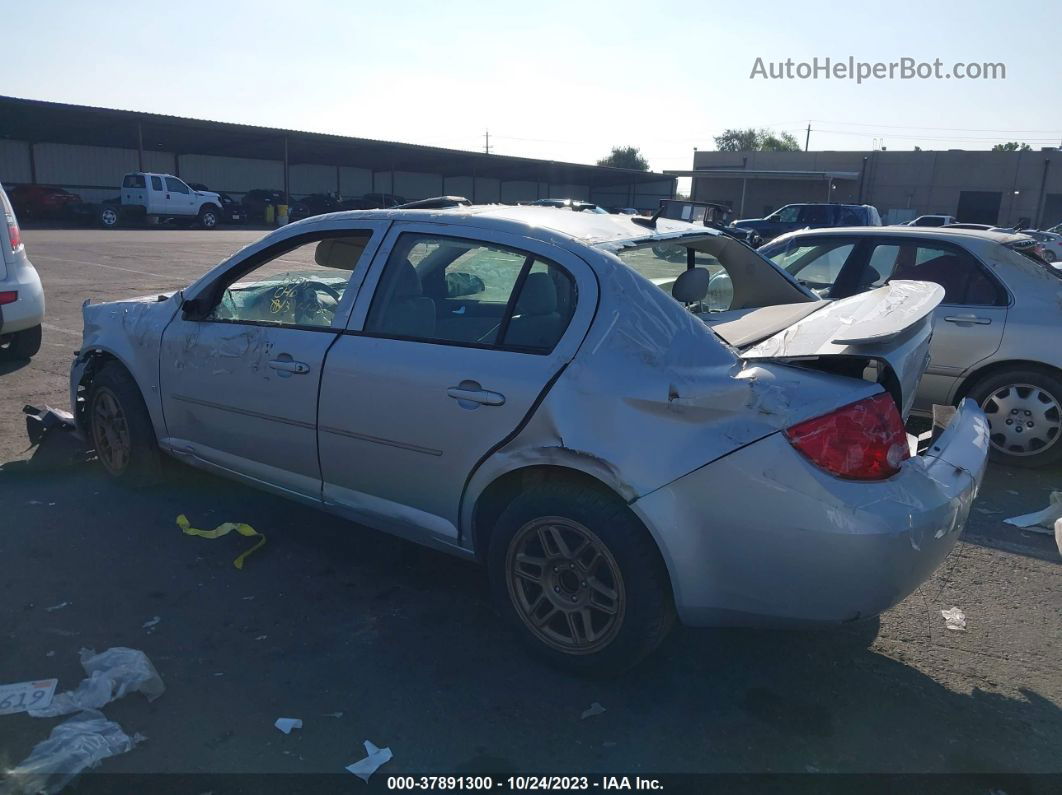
[
  {"x1": 269, "y1": 359, "x2": 311, "y2": 374},
  {"x1": 943, "y1": 315, "x2": 991, "y2": 325},
  {"x1": 447, "y1": 384, "x2": 505, "y2": 406}
]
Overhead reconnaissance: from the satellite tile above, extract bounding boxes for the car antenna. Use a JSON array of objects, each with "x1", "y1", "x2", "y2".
[{"x1": 631, "y1": 206, "x2": 665, "y2": 229}]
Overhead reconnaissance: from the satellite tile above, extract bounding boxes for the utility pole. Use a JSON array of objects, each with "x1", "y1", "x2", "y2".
[
  {"x1": 484, "y1": 129, "x2": 491, "y2": 155},
  {"x1": 805, "y1": 123, "x2": 811, "y2": 152}
]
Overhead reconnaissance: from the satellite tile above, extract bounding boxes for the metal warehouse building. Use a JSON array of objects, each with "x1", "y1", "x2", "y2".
[
  {"x1": 0, "y1": 96, "x2": 676, "y2": 210},
  {"x1": 669, "y1": 148, "x2": 1062, "y2": 228}
]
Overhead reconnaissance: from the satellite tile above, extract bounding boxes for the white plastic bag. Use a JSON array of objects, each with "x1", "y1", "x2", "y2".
[
  {"x1": 4, "y1": 709, "x2": 144, "y2": 794},
  {"x1": 28, "y1": 647, "x2": 164, "y2": 718}
]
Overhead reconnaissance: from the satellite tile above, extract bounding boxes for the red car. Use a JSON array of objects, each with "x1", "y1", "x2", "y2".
[{"x1": 8, "y1": 184, "x2": 82, "y2": 218}]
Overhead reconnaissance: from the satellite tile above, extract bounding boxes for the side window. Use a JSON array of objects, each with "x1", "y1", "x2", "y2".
[
  {"x1": 838, "y1": 207, "x2": 863, "y2": 225},
  {"x1": 799, "y1": 205, "x2": 830, "y2": 225},
  {"x1": 123, "y1": 174, "x2": 145, "y2": 189},
  {"x1": 365, "y1": 234, "x2": 576, "y2": 352},
  {"x1": 767, "y1": 239, "x2": 857, "y2": 295},
  {"x1": 873, "y1": 242, "x2": 1004, "y2": 305},
  {"x1": 776, "y1": 206, "x2": 800, "y2": 223},
  {"x1": 206, "y1": 233, "x2": 372, "y2": 328},
  {"x1": 150, "y1": 176, "x2": 163, "y2": 191},
  {"x1": 165, "y1": 177, "x2": 190, "y2": 194}
]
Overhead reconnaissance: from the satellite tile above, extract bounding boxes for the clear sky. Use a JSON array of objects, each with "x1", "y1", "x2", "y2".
[{"x1": 5, "y1": 0, "x2": 1061, "y2": 180}]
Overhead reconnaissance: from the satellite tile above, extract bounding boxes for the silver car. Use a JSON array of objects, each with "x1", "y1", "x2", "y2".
[
  {"x1": 760, "y1": 226, "x2": 1062, "y2": 468},
  {"x1": 70, "y1": 205, "x2": 988, "y2": 671},
  {"x1": 0, "y1": 182, "x2": 45, "y2": 359}
]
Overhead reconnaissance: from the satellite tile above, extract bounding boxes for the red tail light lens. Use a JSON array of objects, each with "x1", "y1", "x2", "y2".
[
  {"x1": 784, "y1": 392, "x2": 910, "y2": 480},
  {"x1": 7, "y1": 217, "x2": 21, "y2": 251},
  {"x1": 0, "y1": 291, "x2": 17, "y2": 305}
]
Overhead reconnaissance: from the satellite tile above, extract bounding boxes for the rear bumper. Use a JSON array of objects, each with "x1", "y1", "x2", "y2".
[
  {"x1": 631, "y1": 399, "x2": 989, "y2": 627},
  {"x1": 0, "y1": 255, "x2": 45, "y2": 335}
]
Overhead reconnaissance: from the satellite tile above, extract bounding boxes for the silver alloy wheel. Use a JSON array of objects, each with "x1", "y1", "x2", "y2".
[
  {"x1": 1044, "y1": 250, "x2": 1056, "y2": 263},
  {"x1": 980, "y1": 382, "x2": 1062, "y2": 456},
  {"x1": 202, "y1": 210, "x2": 217, "y2": 228},
  {"x1": 101, "y1": 207, "x2": 118, "y2": 226},
  {"x1": 506, "y1": 516, "x2": 625, "y2": 655},
  {"x1": 91, "y1": 387, "x2": 131, "y2": 474}
]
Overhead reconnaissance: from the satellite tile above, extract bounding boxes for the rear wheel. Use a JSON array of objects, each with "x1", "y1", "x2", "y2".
[
  {"x1": 98, "y1": 205, "x2": 120, "y2": 228},
  {"x1": 967, "y1": 368, "x2": 1062, "y2": 467},
  {"x1": 488, "y1": 482, "x2": 675, "y2": 674},
  {"x1": 88, "y1": 363, "x2": 163, "y2": 485},
  {"x1": 1044, "y1": 250, "x2": 1056, "y2": 263},
  {"x1": 0, "y1": 324, "x2": 42, "y2": 359},
  {"x1": 197, "y1": 205, "x2": 219, "y2": 229}
]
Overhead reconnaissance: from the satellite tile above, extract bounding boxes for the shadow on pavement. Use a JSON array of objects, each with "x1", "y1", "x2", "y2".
[{"x1": 0, "y1": 461, "x2": 1058, "y2": 779}]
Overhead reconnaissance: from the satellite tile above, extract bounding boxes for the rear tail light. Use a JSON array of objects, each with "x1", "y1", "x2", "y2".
[
  {"x1": 5, "y1": 214, "x2": 20, "y2": 251},
  {"x1": 784, "y1": 392, "x2": 910, "y2": 480},
  {"x1": 0, "y1": 291, "x2": 17, "y2": 305}
]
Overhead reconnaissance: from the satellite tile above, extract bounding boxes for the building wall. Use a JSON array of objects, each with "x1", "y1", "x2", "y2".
[
  {"x1": 0, "y1": 140, "x2": 32, "y2": 184},
  {"x1": 178, "y1": 153, "x2": 284, "y2": 195},
  {"x1": 691, "y1": 149, "x2": 1062, "y2": 227}
]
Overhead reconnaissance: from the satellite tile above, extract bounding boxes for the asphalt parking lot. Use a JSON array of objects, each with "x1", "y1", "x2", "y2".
[{"x1": 1, "y1": 229, "x2": 1060, "y2": 784}]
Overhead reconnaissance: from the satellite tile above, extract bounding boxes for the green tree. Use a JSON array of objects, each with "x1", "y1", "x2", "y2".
[
  {"x1": 992, "y1": 141, "x2": 1032, "y2": 152},
  {"x1": 714, "y1": 128, "x2": 802, "y2": 152},
  {"x1": 597, "y1": 145, "x2": 650, "y2": 170}
]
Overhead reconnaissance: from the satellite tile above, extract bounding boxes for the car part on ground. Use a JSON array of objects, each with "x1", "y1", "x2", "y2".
[
  {"x1": 0, "y1": 182, "x2": 45, "y2": 360},
  {"x1": 68, "y1": 205, "x2": 987, "y2": 671}
]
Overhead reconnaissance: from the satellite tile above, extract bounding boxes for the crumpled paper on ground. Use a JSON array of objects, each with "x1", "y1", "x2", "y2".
[
  {"x1": 27, "y1": 647, "x2": 164, "y2": 718},
  {"x1": 1004, "y1": 491, "x2": 1062, "y2": 535},
  {"x1": 345, "y1": 740, "x2": 393, "y2": 782},
  {"x1": 3, "y1": 709, "x2": 144, "y2": 794},
  {"x1": 941, "y1": 607, "x2": 967, "y2": 632}
]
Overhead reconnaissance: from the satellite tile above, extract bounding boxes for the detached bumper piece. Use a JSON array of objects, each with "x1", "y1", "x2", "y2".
[{"x1": 21, "y1": 404, "x2": 90, "y2": 470}]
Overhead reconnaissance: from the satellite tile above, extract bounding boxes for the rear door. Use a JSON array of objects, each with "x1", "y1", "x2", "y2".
[
  {"x1": 864, "y1": 237, "x2": 1008, "y2": 408},
  {"x1": 317, "y1": 223, "x2": 596, "y2": 544}
]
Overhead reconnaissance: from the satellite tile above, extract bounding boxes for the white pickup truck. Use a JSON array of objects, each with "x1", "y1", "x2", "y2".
[{"x1": 99, "y1": 172, "x2": 223, "y2": 229}]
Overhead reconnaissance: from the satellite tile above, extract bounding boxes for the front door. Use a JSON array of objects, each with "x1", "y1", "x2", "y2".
[
  {"x1": 164, "y1": 176, "x2": 196, "y2": 217},
  {"x1": 158, "y1": 226, "x2": 385, "y2": 497},
  {"x1": 317, "y1": 225, "x2": 595, "y2": 543}
]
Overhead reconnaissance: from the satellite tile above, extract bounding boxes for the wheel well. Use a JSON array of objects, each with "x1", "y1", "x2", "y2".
[
  {"x1": 472, "y1": 465, "x2": 627, "y2": 561},
  {"x1": 954, "y1": 360, "x2": 1062, "y2": 402}
]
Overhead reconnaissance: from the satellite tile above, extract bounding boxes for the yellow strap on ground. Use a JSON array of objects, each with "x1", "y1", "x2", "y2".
[{"x1": 176, "y1": 514, "x2": 266, "y2": 570}]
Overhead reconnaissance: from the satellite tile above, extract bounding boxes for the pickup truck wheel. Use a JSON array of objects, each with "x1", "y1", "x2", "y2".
[
  {"x1": 0, "y1": 324, "x2": 42, "y2": 359},
  {"x1": 488, "y1": 482, "x2": 675, "y2": 674},
  {"x1": 88, "y1": 363, "x2": 163, "y2": 485},
  {"x1": 968, "y1": 368, "x2": 1062, "y2": 467},
  {"x1": 99, "y1": 205, "x2": 120, "y2": 228},
  {"x1": 197, "y1": 206, "x2": 219, "y2": 229}
]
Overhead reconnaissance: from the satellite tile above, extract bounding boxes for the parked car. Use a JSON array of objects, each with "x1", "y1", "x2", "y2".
[
  {"x1": 0, "y1": 182, "x2": 45, "y2": 359},
  {"x1": 7, "y1": 184, "x2": 82, "y2": 219},
  {"x1": 99, "y1": 173, "x2": 223, "y2": 229},
  {"x1": 656, "y1": 199, "x2": 761, "y2": 247},
  {"x1": 992, "y1": 228, "x2": 1062, "y2": 263},
  {"x1": 289, "y1": 193, "x2": 341, "y2": 222},
  {"x1": 70, "y1": 202, "x2": 986, "y2": 671},
  {"x1": 187, "y1": 184, "x2": 245, "y2": 225},
  {"x1": 759, "y1": 226, "x2": 1062, "y2": 466},
  {"x1": 731, "y1": 203, "x2": 882, "y2": 243},
  {"x1": 944, "y1": 223, "x2": 994, "y2": 231},
  {"x1": 240, "y1": 189, "x2": 287, "y2": 223},
  {"x1": 359, "y1": 192, "x2": 407, "y2": 209},
  {"x1": 906, "y1": 215, "x2": 957, "y2": 227}
]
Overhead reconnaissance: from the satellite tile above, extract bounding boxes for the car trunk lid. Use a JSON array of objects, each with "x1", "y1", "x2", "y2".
[{"x1": 717, "y1": 281, "x2": 945, "y2": 418}]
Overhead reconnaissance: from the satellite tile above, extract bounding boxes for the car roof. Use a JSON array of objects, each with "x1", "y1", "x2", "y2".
[
  {"x1": 292, "y1": 204, "x2": 720, "y2": 249},
  {"x1": 767, "y1": 225, "x2": 1030, "y2": 246}
]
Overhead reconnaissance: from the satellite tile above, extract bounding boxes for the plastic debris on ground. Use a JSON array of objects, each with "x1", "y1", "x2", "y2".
[
  {"x1": 1004, "y1": 491, "x2": 1062, "y2": 535},
  {"x1": 142, "y1": 616, "x2": 160, "y2": 632},
  {"x1": 4, "y1": 709, "x2": 144, "y2": 795},
  {"x1": 941, "y1": 607, "x2": 967, "y2": 632},
  {"x1": 0, "y1": 679, "x2": 58, "y2": 716},
  {"x1": 12, "y1": 404, "x2": 92, "y2": 472},
  {"x1": 345, "y1": 740, "x2": 393, "y2": 782},
  {"x1": 43, "y1": 602, "x2": 70, "y2": 613},
  {"x1": 274, "y1": 718, "x2": 302, "y2": 735},
  {"x1": 1056, "y1": 518, "x2": 1062, "y2": 558},
  {"x1": 580, "y1": 702, "x2": 606, "y2": 720},
  {"x1": 28, "y1": 647, "x2": 165, "y2": 718},
  {"x1": 176, "y1": 514, "x2": 267, "y2": 569}
]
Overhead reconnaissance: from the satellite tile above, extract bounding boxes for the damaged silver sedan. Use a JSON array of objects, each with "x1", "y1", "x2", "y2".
[{"x1": 70, "y1": 204, "x2": 989, "y2": 671}]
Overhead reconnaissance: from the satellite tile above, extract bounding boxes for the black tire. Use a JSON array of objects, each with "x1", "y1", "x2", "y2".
[
  {"x1": 1, "y1": 324, "x2": 42, "y2": 359},
  {"x1": 487, "y1": 481, "x2": 675, "y2": 674},
  {"x1": 87, "y1": 362, "x2": 164, "y2": 485},
  {"x1": 98, "y1": 205, "x2": 120, "y2": 228},
  {"x1": 966, "y1": 367, "x2": 1062, "y2": 468},
  {"x1": 197, "y1": 205, "x2": 219, "y2": 229},
  {"x1": 1044, "y1": 250, "x2": 1056, "y2": 263}
]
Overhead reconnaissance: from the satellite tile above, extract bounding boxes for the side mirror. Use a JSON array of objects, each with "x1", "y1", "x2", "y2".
[{"x1": 181, "y1": 297, "x2": 204, "y2": 319}]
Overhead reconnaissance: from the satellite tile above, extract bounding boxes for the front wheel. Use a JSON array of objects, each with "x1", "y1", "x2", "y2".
[
  {"x1": 968, "y1": 368, "x2": 1062, "y2": 467},
  {"x1": 197, "y1": 206, "x2": 219, "y2": 229},
  {"x1": 88, "y1": 363, "x2": 164, "y2": 485},
  {"x1": 488, "y1": 482, "x2": 675, "y2": 674},
  {"x1": 1044, "y1": 250, "x2": 1057, "y2": 263}
]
